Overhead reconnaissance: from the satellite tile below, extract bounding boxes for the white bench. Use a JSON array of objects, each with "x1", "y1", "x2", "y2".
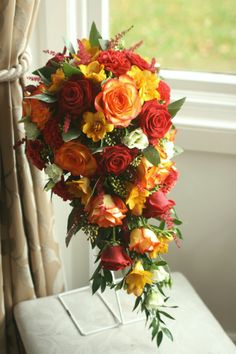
[{"x1": 14, "y1": 273, "x2": 236, "y2": 354}]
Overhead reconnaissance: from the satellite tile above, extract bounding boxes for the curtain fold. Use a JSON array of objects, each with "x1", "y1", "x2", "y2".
[{"x1": 0, "y1": 1, "x2": 65, "y2": 353}]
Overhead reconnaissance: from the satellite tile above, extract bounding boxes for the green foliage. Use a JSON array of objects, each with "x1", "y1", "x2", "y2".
[
  {"x1": 143, "y1": 146, "x2": 160, "y2": 166},
  {"x1": 62, "y1": 62, "x2": 81, "y2": 76},
  {"x1": 89, "y1": 22, "x2": 102, "y2": 47},
  {"x1": 62, "y1": 128, "x2": 81, "y2": 142},
  {"x1": 168, "y1": 97, "x2": 186, "y2": 118},
  {"x1": 26, "y1": 94, "x2": 57, "y2": 103},
  {"x1": 32, "y1": 66, "x2": 56, "y2": 83}
]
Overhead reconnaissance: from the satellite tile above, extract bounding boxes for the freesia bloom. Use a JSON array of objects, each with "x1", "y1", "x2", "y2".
[
  {"x1": 95, "y1": 75, "x2": 141, "y2": 127},
  {"x1": 54, "y1": 140, "x2": 97, "y2": 177},
  {"x1": 127, "y1": 65, "x2": 160, "y2": 104},
  {"x1": 79, "y1": 61, "x2": 106, "y2": 82},
  {"x1": 122, "y1": 128, "x2": 149, "y2": 150},
  {"x1": 126, "y1": 185, "x2": 149, "y2": 216},
  {"x1": 150, "y1": 236, "x2": 174, "y2": 258},
  {"x1": 86, "y1": 194, "x2": 127, "y2": 228},
  {"x1": 145, "y1": 289, "x2": 165, "y2": 311},
  {"x1": 66, "y1": 177, "x2": 92, "y2": 205},
  {"x1": 129, "y1": 228, "x2": 160, "y2": 254},
  {"x1": 125, "y1": 260, "x2": 153, "y2": 296},
  {"x1": 82, "y1": 111, "x2": 114, "y2": 142},
  {"x1": 101, "y1": 245, "x2": 132, "y2": 271},
  {"x1": 47, "y1": 68, "x2": 66, "y2": 92}
]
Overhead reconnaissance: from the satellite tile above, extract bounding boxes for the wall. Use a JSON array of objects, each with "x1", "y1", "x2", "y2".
[{"x1": 28, "y1": 0, "x2": 236, "y2": 340}]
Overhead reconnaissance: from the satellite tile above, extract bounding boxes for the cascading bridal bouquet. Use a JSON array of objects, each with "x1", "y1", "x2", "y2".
[{"x1": 20, "y1": 23, "x2": 185, "y2": 348}]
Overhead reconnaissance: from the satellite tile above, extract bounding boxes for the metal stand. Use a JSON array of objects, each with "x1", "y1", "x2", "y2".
[{"x1": 57, "y1": 273, "x2": 144, "y2": 336}]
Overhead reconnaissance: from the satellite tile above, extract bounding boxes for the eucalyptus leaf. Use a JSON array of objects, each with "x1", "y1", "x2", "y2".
[
  {"x1": 168, "y1": 97, "x2": 186, "y2": 118},
  {"x1": 151, "y1": 323, "x2": 159, "y2": 341},
  {"x1": 143, "y1": 146, "x2": 160, "y2": 166},
  {"x1": 62, "y1": 128, "x2": 81, "y2": 142},
  {"x1": 62, "y1": 62, "x2": 81, "y2": 77},
  {"x1": 63, "y1": 37, "x2": 76, "y2": 54},
  {"x1": 26, "y1": 94, "x2": 57, "y2": 103},
  {"x1": 44, "y1": 180, "x2": 55, "y2": 192},
  {"x1": 162, "y1": 327, "x2": 174, "y2": 341},
  {"x1": 157, "y1": 331, "x2": 163, "y2": 347},
  {"x1": 89, "y1": 22, "x2": 102, "y2": 47}
]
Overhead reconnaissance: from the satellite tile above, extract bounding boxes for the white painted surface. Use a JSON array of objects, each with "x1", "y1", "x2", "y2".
[{"x1": 27, "y1": 0, "x2": 236, "y2": 340}]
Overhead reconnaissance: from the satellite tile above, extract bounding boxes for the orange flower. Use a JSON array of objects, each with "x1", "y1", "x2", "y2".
[
  {"x1": 23, "y1": 99, "x2": 51, "y2": 130},
  {"x1": 54, "y1": 140, "x2": 97, "y2": 177},
  {"x1": 138, "y1": 157, "x2": 173, "y2": 190},
  {"x1": 129, "y1": 228, "x2": 160, "y2": 254},
  {"x1": 95, "y1": 75, "x2": 142, "y2": 127},
  {"x1": 86, "y1": 194, "x2": 127, "y2": 228},
  {"x1": 47, "y1": 68, "x2": 66, "y2": 93}
]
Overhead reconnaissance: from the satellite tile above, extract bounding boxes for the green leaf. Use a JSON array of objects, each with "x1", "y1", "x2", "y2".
[
  {"x1": 143, "y1": 146, "x2": 160, "y2": 166},
  {"x1": 156, "y1": 261, "x2": 167, "y2": 267},
  {"x1": 89, "y1": 22, "x2": 102, "y2": 47},
  {"x1": 63, "y1": 37, "x2": 76, "y2": 54},
  {"x1": 100, "y1": 276, "x2": 107, "y2": 293},
  {"x1": 157, "y1": 331, "x2": 163, "y2": 347},
  {"x1": 62, "y1": 62, "x2": 81, "y2": 77},
  {"x1": 98, "y1": 38, "x2": 109, "y2": 50},
  {"x1": 162, "y1": 327, "x2": 174, "y2": 341},
  {"x1": 26, "y1": 94, "x2": 57, "y2": 103},
  {"x1": 32, "y1": 66, "x2": 56, "y2": 81},
  {"x1": 174, "y1": 145, "x2": 184, "y2": 156},
  {"x1": 159, "y1": 310, "x2": 175, "y2": 320},
  {"x1": 133, "y1": 296, "x2": 142, "y2": 311},
  {"x1": 90, "y1": 263, "x2": 102, "y2": 280},
  {"x1": 115, "y1": 278, "x2": 125, "y2": 290},
  {"x1": 18, "y1": 116, "x2": 29, "y2": 123},
  {"x1": 176, "y1": 227, "x2": 183, "y2": 240},
  {"x1": 44, "y1": 180, "x2": 55, "y2": 191},
  {"x1": 62, "y1": 128, "x2": 81, "y2": 142},
  {"x1": 173, "y1": 218, "x2": 182, "y2": 225},
  {"x1": 92, "y1": 274, "x2": 102, "y2": 294},
  {"x1": 151, "y1": 322, "x2": 159, "y2": 340},
  {"x1": 103, "y1": 269, "x2": 113, "y2": 284},
  {"x1": 168, "y1": 97, "x2": 186, "y2": 118}
]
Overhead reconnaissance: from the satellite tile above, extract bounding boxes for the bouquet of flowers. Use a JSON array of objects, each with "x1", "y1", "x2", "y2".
[{"x1": 20, "y1": 23, "x2": 185, "y2": 347}]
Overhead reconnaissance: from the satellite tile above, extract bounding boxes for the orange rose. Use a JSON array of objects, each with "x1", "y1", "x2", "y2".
[
  {"x1": 129, "y1": 228, "x2": 160, "y2": 254},
  {"x1": 54, "y1": 140, "x2": 97, "y2": 177},
  {"x1": 86, "y1": 194, "x2": 127, "y2": 228},
  {"x1": 95, "y1": 75, "x2": 142, "y2": 127},
  {"x1": 23, "y1": 99, "x2": 51, "y2": 130}
]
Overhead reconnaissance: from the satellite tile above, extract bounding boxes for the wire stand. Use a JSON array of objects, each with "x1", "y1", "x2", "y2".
[{"x1": 57, "y1": 272, "x2": 145, "y2": 336}]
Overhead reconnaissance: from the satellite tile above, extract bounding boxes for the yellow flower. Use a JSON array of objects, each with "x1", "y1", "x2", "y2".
[
  {"x1": 125, "y1": 260, "x2": 153, "y2": 296},
  {"x1": 73, "y1": 39, "x2": 100, "y2": 64},
  {"x1": 66, "y1": 177, "x2": 92, "y2": 205},
  {"x1": 126, "y1": 184, "x2": 149, "y2": 216},
  {"x1": 47, "y1": 68, "x2": 66, "y2": 93},
  {"x1": 127, "y1": 65, "x2": 160, "y2": 104},
  {"x1": 149, "y1": 236, "x2": 174, "y2": 258},
  {"x1": 82, "y1": 111, "x2": 114, "y2": 142},
  {"x1": 79, "y1": 61, "x2": 106, "y2": 82}
]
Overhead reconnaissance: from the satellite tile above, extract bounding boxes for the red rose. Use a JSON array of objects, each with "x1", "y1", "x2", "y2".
[
  {"x1": 125, "y1": 51, "x2": 155, "y2": 72},
  {"x1": 157, "y1": 80, "x2": 171, "y2": 105},
  {"x1": 101, "y1": 245, "x2": 132, "y2": 271},
  {"x1": 43, "y1": 117, "x2": 63, "y2": 151},
  {"x1": 26, "y1": 139, "x2": 46, "y2": 170},
  {"x1": 97, "y1": 50, "x2": 131, "y2": 76},
  {"x1": 59, "y1": 76, "x2": 94, "y2": 116},
  {"x1": 143, "y1": 190, "x2": 175, "y2": 219},
  {"x1": 139, "y1": 100, "x2": 172, "y2": 145},
  {"x1": 99, "y1": 145, "x2": 137, "y2": 175},
  {"x1": 161, "y1": 167, "x2": 179, "y2": 193}
]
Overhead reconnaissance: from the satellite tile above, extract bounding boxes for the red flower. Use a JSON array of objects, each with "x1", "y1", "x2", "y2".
[
  {"x1": 42, "y1": 117, "x2": 63, "y2": 151},
  {"x1": 52, "y1": 178, "x2": 73, "y2": 201},
  {"x1": 143, "y1": 190, "x2": 175, "y2": 219},
  {"x1": 101, "y1": 245, "x2": 132, "y2": 271},
  {"x1": 97, "y1": 50, "x2": 131, "y2": 76},
  {"x1": 59, "y1": 76, "x2": 94, "y2": 116},
  {"x1": 157, "y1": 80, "x2": 171, "y2": 105},
  {"x1": 161, "y1": 167, "x2": 179, "y2": 193},
  {"x1": 26, "y1": 139, "x2": 46, "y2": 170},
  {"x1": 99, "y1": 145, "x2": 137, "y2": 175},
  {"x1": 139, "y1": 100, "x2": 172, "y2": 145},
  {"x1": 125, "y1": 51, "x2": 155, "y2": 72}
]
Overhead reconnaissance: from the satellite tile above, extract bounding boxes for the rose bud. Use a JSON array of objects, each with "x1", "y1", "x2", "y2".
[
  {"x1": 129, "y1": 228, "x2": 160, "y2": 254},
  {"x1": 86, "y1": 194, "x2": 127, "y2": 228},
  {"x1": 101, "y1": 245, "x2": 132, "y2": 271},
  {"x1": 143, "y1": 190, "x2": 175, "y2": 219}
]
